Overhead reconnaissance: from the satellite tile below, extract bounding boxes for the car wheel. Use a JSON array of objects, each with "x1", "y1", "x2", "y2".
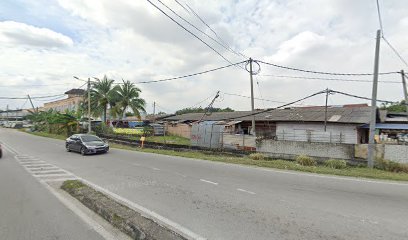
[
  {"x1": 66, "y1": 145, "x2": 71, "y2": 152},
  {"x1": 80, "y1": 147, "x2": 86, "y2": 156}
]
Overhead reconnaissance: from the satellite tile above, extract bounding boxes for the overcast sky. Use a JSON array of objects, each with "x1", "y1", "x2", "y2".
[{"x1": 1, "y1": 0, "x2": 407, "y2": 113}]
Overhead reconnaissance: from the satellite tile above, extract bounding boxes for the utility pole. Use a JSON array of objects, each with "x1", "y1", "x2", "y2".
[
  {"x1": 87, "y1": 78, "x2": 91, "y2": 134},
  {"x1": 324, "y1": 88, "x2": 329, "y2": 132},
  {"x1": 27, "y1": 95, "x2": 36, "y2": 113},
  {"x1": 401, "y1": 70, "x2": 408, "y2": 119},
  {"x1": 153, "y1": 101, "x2": 156, "y2": 123},
  {"x1": 249, "y1": 58, "x2": 256, "y2": 136},
  {"x1": 367, "y1": 29, "x2": 382, "y2": 168},
  {"x1": 6, "y1": 104, "x2": 9, "y2": 125}
]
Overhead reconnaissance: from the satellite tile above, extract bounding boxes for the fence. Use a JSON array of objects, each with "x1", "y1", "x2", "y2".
[{"x1": 276, "y1": 130, "x2": 355, "y2": 144}]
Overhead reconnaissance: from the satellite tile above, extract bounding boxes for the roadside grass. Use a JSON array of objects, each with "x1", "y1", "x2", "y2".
[
  {"x1": 110, "y1": 143, "x2": 408, "y2": 182},
  {"x1": 144, "y1": 135, "x2": 191, "y2": 146},
  {"x1": 21, "y1": 130, "x2": 408, "y2": 182},
  {"x1": 19, "y1": 129, "x2": 67, "y2": 140}
]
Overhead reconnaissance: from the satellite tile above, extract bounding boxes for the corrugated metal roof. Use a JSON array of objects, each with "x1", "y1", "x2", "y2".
[
  {"x1": 360, "y1": 123, "x2": 408, "y2": 130},
  {"x1": 162, "y1": 106, "x2": 373, "y2": 124}
]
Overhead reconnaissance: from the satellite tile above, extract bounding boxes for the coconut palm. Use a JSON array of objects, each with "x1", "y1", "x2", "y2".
[
  {"x1": 113, "y1": 79, "x2": 146, "y2": 120},
  {"x1": 90, "y1": 75, "x2": 115, "y2": 122}
]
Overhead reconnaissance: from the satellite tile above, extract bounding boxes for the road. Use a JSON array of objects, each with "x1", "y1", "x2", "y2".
[
  {"x1": 1, "y1": 128, "x2": 408, "y2": 240},
  {"x1": 0, "y1": 135, "x2": 106, "y2": 239}
]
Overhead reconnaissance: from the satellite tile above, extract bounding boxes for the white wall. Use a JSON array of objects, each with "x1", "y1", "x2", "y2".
[
  {"x1": 276, "y1": 122, "x2": 359, "y2": 144},
  {"x1": 384, "y1": 145, "x2": 408, "y2": 164}
]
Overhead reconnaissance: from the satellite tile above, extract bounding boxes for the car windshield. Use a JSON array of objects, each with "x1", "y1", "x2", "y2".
[{"x1": 80, "y1": 135, "x2": 102, "y2": 142}]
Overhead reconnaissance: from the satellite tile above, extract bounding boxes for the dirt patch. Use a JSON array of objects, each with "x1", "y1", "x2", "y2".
[{"x1": 61, "y1": 180, "x2": 187, "y2": 240}]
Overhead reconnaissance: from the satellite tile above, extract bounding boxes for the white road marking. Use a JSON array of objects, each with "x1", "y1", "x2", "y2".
[
  {"x1": 27, "y1": 167, "x2": 60, "y2": 171},
  {"x1": 7, "y1": 149, "x2": 205, "y2": 240},
  {"x1": 20, "y1": 161, "x2": 46, "y2": 165},
  {"x1": 257, "y1": 167, "x2": 408, "y2": 186},
  {"x1": 31, "y1": 170, "x2": 68, "y2": 174},
  {"x1": 152, "y1": 167, "x2": 160, "y2": 171},
  {"x1": 74, "y1": 176, "x2": 207, "y2": 240},
  {"x1": 200, "y1": 179, "x2": 219, "y2": 185},
  {"x1": 25, "y1": 164, "x2": 55, "y2": 168},
  {"x1": 35, "y1": 173, "x2": 74, "y2": 178},
  {"x1": 38, "y1": 180, "x2": 118, "y2": 240},
  {"x1": 237, "y1": 188, "x2": 256, "y2": 195},
  {"x1": 132, "y1": 163, "x2": 141, "y2": 166},
  {"x1": 40, "y1": 177, "x2": 78, "y2": 183}
]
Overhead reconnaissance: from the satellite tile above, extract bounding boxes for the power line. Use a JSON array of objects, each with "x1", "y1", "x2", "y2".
[
  {"x1": 259, "y1": 74, "x2": 401, "y2": 83},
  {"x1": 215, "y1": 90, "x2": 326, "y2": 121},
  {"x1": 382, "y1": 37, "x2": 408, "y2": 68},
  {"x1": 256, "y1": 60, "x2": 399, "y2": 76},
  {"x1": 174, "y1": 0, "x2": 191, "y2": 14},
  {"x1": 0, "y1": 94, "x2": 65, "y2": 100},
  {"x1": 329, "y1": 89, "x2": 401, "y2": 104},
  {"x1": 223, "y1": 92, "x2": 288, "y2": 104},
  {"x1": 145, "y1": 0, "x2": 237, "y2": 66},
  {"x1": 184, "y1": 1, "x2": 248, "y2": 59},
  {"x1": 375, "y1": 0, "x2": 408, "y2": 68},
  {"x1": 157, "y1": 0, "x2": 244, "y2": 60},
  {"x1": 0, "y1": 83, "x2": 71, "y2": 88},
  {"x1": 133, "y1": 60, "x2": 245, "y2": 84}
]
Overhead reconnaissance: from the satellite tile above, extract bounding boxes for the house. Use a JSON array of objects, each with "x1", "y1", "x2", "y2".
[
  {"x1": 162, "y1": 105, "x2": 379, "y2": 144},
  {"x1": 43, "y1": 89, "x2": 85, "y2": 112}
]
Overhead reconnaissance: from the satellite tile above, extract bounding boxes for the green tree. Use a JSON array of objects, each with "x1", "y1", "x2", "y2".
[
  {"x1": 380, "y1": 100, "x2": 407, "y2": 112},
  {"x1": 89, "y1": 75, "x2": 116, "y2": 122},
  {"x1": 112, "y1": 79, "x2": 146, "y2": 120}
]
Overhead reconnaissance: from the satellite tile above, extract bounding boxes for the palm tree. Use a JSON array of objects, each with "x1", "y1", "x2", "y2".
[
  {"x1": 113, "y1": 79, "x2": 146, "y2": 120},
  {"x1": 90, "y1": 75, "x2": 115, "y2": 122}
]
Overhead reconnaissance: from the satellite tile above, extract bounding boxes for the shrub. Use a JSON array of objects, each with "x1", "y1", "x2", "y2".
[
  {"x1": 324, "y1": 159, "x2": 347, "y2": 169},
  {"x1": 295, "y1": 155, "x2": 316, "y2": 166},
  {"x1": 249, "y1": 153, "x2": 266, "y2": 160},
  {"x1": 94, "y1": 123, "x2": 114, "y2": 135},
  {"x1": 375, "y1": 158, "x2": 408, "y2": 173}
]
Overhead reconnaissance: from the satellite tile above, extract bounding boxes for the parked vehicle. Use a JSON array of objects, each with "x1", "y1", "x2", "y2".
[
  {"x1": 66, "y1": 134, "x2": 109, "y2": 155},
  {"x1": 0, "y1": 143, "x2": 2, "y2": 158}
]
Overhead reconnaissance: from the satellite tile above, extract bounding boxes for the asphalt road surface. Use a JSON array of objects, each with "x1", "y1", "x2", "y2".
[
  {"x1": 0, "y1": 133, "x2": 106, "y2": 239},
  {"x1": 1, "y1": 128, "x2": 408, "y2": 240}
]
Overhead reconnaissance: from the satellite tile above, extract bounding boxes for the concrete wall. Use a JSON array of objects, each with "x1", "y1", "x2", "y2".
[
  {"x1": 384, "y1": 145, "x2": 408, "y2": 163},
  {"x1": 276, "y1": 122, "x2": 359, "y2": 144},
  {"x1": 257, "y1": 140, "x2": 354, "y2": 160},
  {"x1": 165, "y1": 124, "x2": 191, "y2": 138},
  {"x1": 354, "y1": 144, "x2": 385, "y2": 160},
  {"x1": 223, "y1": 134, "x2": 256, "y2": 149}
]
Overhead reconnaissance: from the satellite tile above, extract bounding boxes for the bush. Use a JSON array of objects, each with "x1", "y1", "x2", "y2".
[
  {"x1": 295, "y1": 155, "x2": 316, "y2": 166},
  {"x1": 324, "y1": 159, "x2": 347, "y2": 169},
  {"x1": 375, "y1": 158, "x2": 408, "y2": 173},
  {"x1": 94, "y1": 123, "x2": 114, "y2": 135},
  {"x1": 249, "y1": 153, "x2": 266, "y2": 160}
]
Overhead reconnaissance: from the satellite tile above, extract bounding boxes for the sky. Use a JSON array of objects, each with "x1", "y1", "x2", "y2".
[{"x1": 0, "y1": 0, "x2": 407, "y2": 114}]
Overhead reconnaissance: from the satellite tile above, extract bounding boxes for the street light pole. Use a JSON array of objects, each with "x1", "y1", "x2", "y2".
[
  {"x1": 74, "y1": 76, "x2": 92, "y2": 134},
  {"x1": 87, "y1": 78, "x2": 91, "y2": 134}
]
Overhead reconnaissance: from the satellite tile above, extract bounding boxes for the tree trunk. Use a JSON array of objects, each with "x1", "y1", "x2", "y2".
[{"x1": 103, "y1": 105, "x2": 107, "y2": 123}]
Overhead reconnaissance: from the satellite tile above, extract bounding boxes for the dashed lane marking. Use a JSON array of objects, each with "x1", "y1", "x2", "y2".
[
  {"x1": 237, "y1": 188, "x2": 256, "y2": 195},
  {"x1": 200, "y1": 179, "x2": 219, "y2": 185},
  {"x1": 10, "y1": 152, "x2": 206, "y2": 240}
]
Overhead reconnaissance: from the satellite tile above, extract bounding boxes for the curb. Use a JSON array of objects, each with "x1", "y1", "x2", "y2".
[{"x1": 61, "y1": 180, "x2": 187, "y2": 240}]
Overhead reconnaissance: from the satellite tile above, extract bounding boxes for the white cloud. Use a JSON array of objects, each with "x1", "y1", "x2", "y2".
[
  {"x1": 0, "y1": 21, "x2": 73, "y2": 48},
  {"x1": 1, "y1": 0, "x2": 408, "y2": 113}
]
